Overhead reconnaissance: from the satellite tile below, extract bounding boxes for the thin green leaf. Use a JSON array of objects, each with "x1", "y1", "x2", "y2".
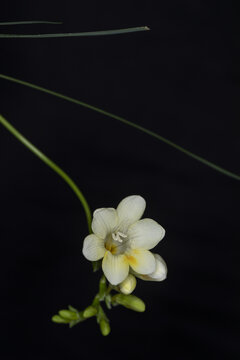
[
  {"x1": 0, "y1": 21, "x2": 62, "y2": 25},
  {"x1": 0, "y1": 26, "x2": 149, "y2": 39},
  {"x1": 0, "y1": 73, "x2": 239, "y2": 181}
]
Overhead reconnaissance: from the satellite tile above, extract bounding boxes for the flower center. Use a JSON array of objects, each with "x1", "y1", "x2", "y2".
[
  {"x1": 111, "y1": 231, "x2": 127, "y2": 243},
  {"x1": 105, "y1": 231, "x2": 128, "y2": 255}
]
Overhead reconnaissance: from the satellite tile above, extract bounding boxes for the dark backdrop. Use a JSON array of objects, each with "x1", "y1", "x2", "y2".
[{"x1": 0, "y1": 1, "x2": 239, "y2": 359}]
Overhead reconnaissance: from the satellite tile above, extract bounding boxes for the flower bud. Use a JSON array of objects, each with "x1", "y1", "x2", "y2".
[
  {"x1": 135, "y1": 254, "x2": 167, "y2": 282},
  {"x1": 83, "y1": 306, "x2": 97, "y2": 318},
  {"x1": 112, "y1": 294, "x2": 145, "y2": 312},
  {"x1": 58, "y1": 310, "x2": 79, "y2": 320},
  {"x1": 150, "y1": 254, "x2": 167, "y2": 281},
  {"x1": 52, "y1": 315, "x2": 70, "y2": 324},
  {"x1": 99, "y1": 319, "x2": 111, "y2": 336},
  {"x1": 119, "y1": 274, "x2": 136, "y2": 295}
]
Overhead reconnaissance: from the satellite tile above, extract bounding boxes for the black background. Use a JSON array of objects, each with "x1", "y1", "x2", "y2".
[{"x1": 0, "y1": 1, "x2": 239, "y2": 359}]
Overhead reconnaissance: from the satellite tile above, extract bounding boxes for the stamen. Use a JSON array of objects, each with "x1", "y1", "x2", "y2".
[
  {"x1": 112, "y1": 231, "x2": 127, "y2": 243},
  {"x1": 118, "y1": 232, "x2": 127, "y2": 238}
]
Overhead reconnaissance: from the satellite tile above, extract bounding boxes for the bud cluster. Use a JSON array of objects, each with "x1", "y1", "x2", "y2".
[{"x1": 52, "y1": 274, "x2": 145, "y2": 335}]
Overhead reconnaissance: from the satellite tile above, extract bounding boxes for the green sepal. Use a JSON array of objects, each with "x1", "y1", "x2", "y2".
[
  {"x1": 96, "y1": 305, "x2": 108, "y2": 324},
  {"x1": 68, "y1": 305, "x2": 79, "y2": 313},
  {"x1": 105, "y1": 294, "x2": 112, "y2": 310},
  {"x1": 69, "y1": 319, "x2": 81, "y2": 328},
  {"x1": 98, "y1": 275, "x2": 107, "y2": 300},
  {"x1": 52, "y1": 315, "x2": 69, "y2": 324},
  {"x1": 92, "y1": 260, "x2": 102, "y2": 272},
  {"x1": 69, "y1": 311, "x2": 85, "y2": 328},
  {"x1": 58, "y1": 310, "x2": 79, "y2": 320}
]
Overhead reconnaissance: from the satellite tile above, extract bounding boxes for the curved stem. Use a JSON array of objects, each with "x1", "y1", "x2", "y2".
[
  {"x1": 0, "y1": 73, "x2": 239, "y2": 181},
  {"x1": 0, "y1": 114, "x2": 92, "y2": 233}
]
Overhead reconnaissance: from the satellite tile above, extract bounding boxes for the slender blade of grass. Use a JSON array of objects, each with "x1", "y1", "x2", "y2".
[
  {"x1": 0, "y1": 21, "x2": 62, "y2": 26},
  {"x1": 0, "y1": 73, "x2": 239, "y2": 180},
  {"x1": 0, "y1": 26, "x2": 149, "y2": 38}
]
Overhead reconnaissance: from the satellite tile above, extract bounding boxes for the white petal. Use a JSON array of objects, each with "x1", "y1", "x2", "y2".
[
  {"x1": 116, "y1": 195, "x2": 146, "y2": 227},
  {"x1": 82, "y1": 234, "x2": 105, "y2": 261},
  {"x1": 92, "y1": 208, "x2": 118, "y2": 239},
  {"x1": 128, "y1": 218, "x2": 165, "y2": 250},
  {"x1": 126, "y1": 249, "x2": 156, "y2": 274},
  {"x1": 102, "y1": 251, "x2": 129, "y2": 285},
  {"x1": 134, "y1": 254, "x2": 167, "y2": 281}
]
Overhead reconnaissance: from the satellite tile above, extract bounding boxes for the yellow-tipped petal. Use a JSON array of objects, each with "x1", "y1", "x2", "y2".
[
  {"x1": 102, "y1": 251, "x2": 129, "y2": 285},
  {"x1": 126, "y1": 249, "x2": 156, "y2": 275}
]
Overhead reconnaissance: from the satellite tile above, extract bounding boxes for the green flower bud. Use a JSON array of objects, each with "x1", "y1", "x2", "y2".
[
  {"x1": 112, "y1": 294, "x2": 145, "y2": 312},
  {"x1": 52, "y1": 315, "x2": 69, "y2": 324},
  {"x1": 58, "y1": 310, "x2": 79, "y2": 320},
  {"x1": 99, "y1": 319, "x2": 111, "y2": 336},
  {"x1": 83, "y1": 306, "x2": 97, "y2": 318}
]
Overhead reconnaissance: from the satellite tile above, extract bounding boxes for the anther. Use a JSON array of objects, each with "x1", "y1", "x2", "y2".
[{"x1": 112, "y1": 231, "x2": 127, "y2": 243}]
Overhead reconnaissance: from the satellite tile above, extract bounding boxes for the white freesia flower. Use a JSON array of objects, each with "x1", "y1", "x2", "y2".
[{"x1": 82, "y1": 195, "x2": 166, "y2": 285}]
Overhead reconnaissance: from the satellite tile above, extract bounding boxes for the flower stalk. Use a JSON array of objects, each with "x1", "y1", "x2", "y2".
[{"x1": 0, "y1": 114, "x2": 92, "y2": 233}]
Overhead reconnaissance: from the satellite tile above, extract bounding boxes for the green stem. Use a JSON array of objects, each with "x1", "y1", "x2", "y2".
[
  {"x1": 0, "y1": 21, "x2": 62, "y2": 25},
  {"x1": 0, "y1": 114, "x2": 92, "y2": 233},
  {"x1": 106, "y1": 285, "x2": 113, "y2": 295},
  {"x1": 0, "y1": 26, "x2": 149, "y2": 39},
  {"x1": 0, "y1": 73, "x2": 239, "y2": 181}
]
